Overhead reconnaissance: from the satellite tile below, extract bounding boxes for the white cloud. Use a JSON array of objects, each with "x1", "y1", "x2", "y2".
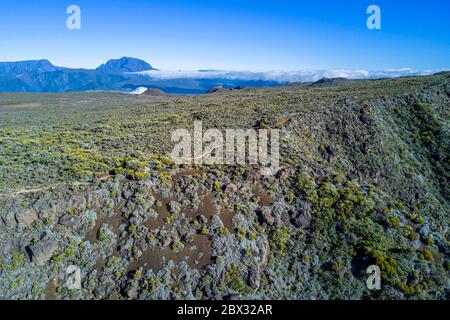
[
  {"x1": 129, "y1": 86, "x2": 148, "y2": 95},
  {"x1": 133, "y1": 68, "x2": 443, "y2": 83}
]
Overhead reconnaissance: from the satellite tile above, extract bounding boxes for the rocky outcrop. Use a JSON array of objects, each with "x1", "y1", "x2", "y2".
[{"x1": 28, "y1": 239, "x2": 59, "y2": 266}]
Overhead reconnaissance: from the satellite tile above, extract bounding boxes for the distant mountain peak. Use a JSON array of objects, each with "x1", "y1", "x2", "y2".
[
  {"x1": 0, "y1": 59, "x2": 56, "y2": 74},
  {"x1": 96, "y1": 57, "x2": 155, "y2": 73}
]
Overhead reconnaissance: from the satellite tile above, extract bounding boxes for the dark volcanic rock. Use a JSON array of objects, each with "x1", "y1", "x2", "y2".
[
  {"x1": 291, "y1": 202, "x2": 312, "y2": 228},
  {"x1": 259, "y1": 207, "x2": 275, "y2": 226}
]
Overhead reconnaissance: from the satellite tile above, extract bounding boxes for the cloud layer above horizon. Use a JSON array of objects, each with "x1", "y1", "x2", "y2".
[{"x1": 135, "y1": 68, "x2": 443, "y2": 83}]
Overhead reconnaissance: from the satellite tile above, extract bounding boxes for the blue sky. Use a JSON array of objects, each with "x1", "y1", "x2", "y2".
[{"x1": 0, "y1": 0, "x2": 448, "y2": 71}]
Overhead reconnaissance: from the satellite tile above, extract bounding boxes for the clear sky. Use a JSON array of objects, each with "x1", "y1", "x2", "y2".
[{"x1": 0, "y1": 0, "x2": 448, "y2": 71}]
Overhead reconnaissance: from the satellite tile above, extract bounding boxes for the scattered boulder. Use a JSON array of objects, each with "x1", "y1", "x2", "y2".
[
  {"x1": 15, "y1": 209, "x2": 38, "y2": 228},
  {"x1": 418, "y1": 223, "x2": 431, "y2": 239},
  {"x1": 360, "y1": 114, "x2": 374, "y2": 125},
  {"x1": 291, "y1": 202, "x2": 312, "y2": 228},
  {"x1": 66, "y1": 194, "x2": 87, "y2": 211},
  {"x1": 225, "y1": 183, "x2": 238, "y2": 194},
  {"x1": 277, "y1": 169, "x2": 290, "y2": 181},
  {"x1": 359, "y1": 106, "x2": 373, "y2": 115},
  {"x1": 33, "y1": 197, "x2": 56, "y2": 219},
  {"x1": 28, "y1": 239, "x2": 59, "y2": 266},
  {"x1": 59, "y1": 214, "x2": 82, "y2": 228},
  {"x1": 0, "y1": 237, "x2": 13, "y2": 256},
  {"x1": 2, "y1": 211, "x2": 17, "y2": 228},
  {"x1": 248, "y1": 269, "x2": 261, "y2": 289},
  {"x1": 168, "y1": 201, "x2": 181, "y2": 215},
  {"x1": 124, "y1": 283, "x2": 139, "y2": 299},
  {"x1": 197, "y1": 214, "x2": 208, "y2": 224},
  {"x1": 87, "y1": 189, "x2": 111, "y2": 209},
  {"x1": 259, "y1": 207, "x2": 275, "y2": 226}
]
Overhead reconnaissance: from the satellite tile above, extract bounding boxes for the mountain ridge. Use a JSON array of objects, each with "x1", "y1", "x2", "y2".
[
  {"x1": 0, "y1": 59, "x2": 57, "y2": 74},
  {"x1": 0, "y1": 57, "x2": 154, "y2": 93},
  {"x1": 0, "y1": 58, "x2": 447, "y2": 94},
  {"x1": 0, "y1": 57, "x2": 282, "y2": 94}
]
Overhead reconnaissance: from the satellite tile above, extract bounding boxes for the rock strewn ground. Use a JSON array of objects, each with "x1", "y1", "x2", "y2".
[{"x1": 0, "y1": 73, "x2": 449, "y2": 299}]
